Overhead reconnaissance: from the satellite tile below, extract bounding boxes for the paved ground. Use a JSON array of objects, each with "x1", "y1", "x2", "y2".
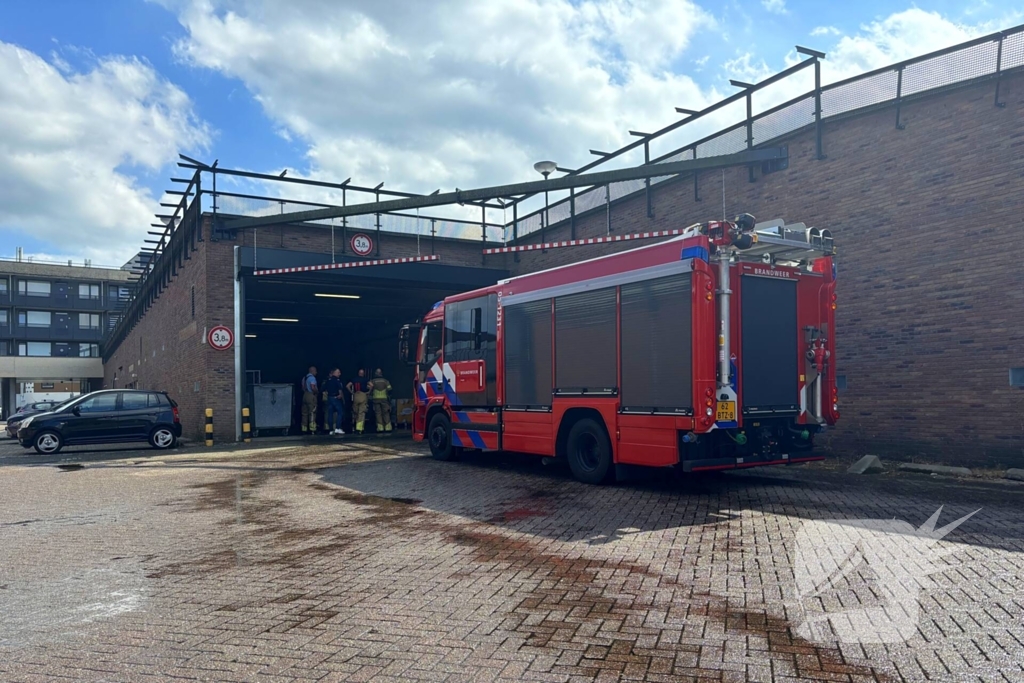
[{"x1": 0, "y1": 436, "x2": 1022, "y2": 683}]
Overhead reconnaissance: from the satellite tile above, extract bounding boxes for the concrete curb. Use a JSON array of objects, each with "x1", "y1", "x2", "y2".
[
  {"x1": 898, "y1": 463, "x2": 973, "y2": 477},
  {"x1": 847, "y1": 455, "x2": 884, "y2": 474},
  {"x1": 1004, "y1": 468, "x2": 1024, "y2": 482}
]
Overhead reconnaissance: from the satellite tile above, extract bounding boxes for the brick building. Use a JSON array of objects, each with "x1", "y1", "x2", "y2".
[{"x1": 104, "y1": 31, "x2": 1024, "y2": 466}]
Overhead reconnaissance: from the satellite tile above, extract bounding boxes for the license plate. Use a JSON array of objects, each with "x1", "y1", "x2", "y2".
[{"x1": 716, "y1": 401, "x2": 736, "y2": 422}]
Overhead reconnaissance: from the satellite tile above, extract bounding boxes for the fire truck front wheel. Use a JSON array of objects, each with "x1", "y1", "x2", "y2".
[
  {"x1": 566, "y1": 418, "x2": 613, "y2": 485},
  {"x1": 428, "y1": 413, "x2": 461, "y2": 461}
]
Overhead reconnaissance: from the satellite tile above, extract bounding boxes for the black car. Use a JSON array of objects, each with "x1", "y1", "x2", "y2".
[
  {"x1": 17, "y1": 389, "x2": 182, "y2": 455},
  {"x1": 5, "y1": 401, "x2": 64, "y2": 438}
]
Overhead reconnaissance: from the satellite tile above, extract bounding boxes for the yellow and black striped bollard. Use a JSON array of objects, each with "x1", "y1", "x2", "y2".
[
  {"x1": 242, "y1": 407, "x2": 251, "y2": 443},
  {"x1": 205, "y1": 408, "x2": 214, "y2": 447}
]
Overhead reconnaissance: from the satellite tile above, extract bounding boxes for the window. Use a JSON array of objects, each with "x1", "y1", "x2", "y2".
[
  {"x1": 1011, "y1": 368, "x2": 1024, "y2": 387},
  {"x1": 79, "y1": 343, "x2": 100, "y2": 358},
  {"x1": 79, "y1": 313, "x2": 100, "y2": 330},
  {"x1": 76, "y1": 393, "x2": 118, "y2": 413},
  {"x1": 78, "y1": 284, "x2": 100, "y2": 299},
  {"x1": 122, "y1": 392, "x2": 148, "y2": 410},
  {"x1": 18, "y1": 311, "x2": 51, "y2": 328},
  {"x1": 0, "y1": 341, "x2": 8, "y2": 357},
  {"x1": 17, "y1": 280, "x2": 50, "y2": 296},
  {"x1": 149, "y1": 393, "x2": 171, "y2": 407},
  {"x1": 0, "y1": 279, "x2": 7, "y2": 294},
  {"x1": 418, "y1": 322, "x2": 443, "y2": 367},
  {"x1": 0, "y1": 310, "x2": 7, "y2": 326},
  {"x1": 18, "y1": 342, "x2": 52, "y2": 357}
]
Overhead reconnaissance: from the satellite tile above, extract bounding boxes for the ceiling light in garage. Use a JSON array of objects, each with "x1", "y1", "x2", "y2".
[
  {"x1": 245, "y1": 334, "x2": 257, "y2": 338},
  {"x1": 314, "y1": 293, "x2": 361, "y2": 299},
  {"x1": 261, "y1": 317, "x2": 299, "y2": 323}
]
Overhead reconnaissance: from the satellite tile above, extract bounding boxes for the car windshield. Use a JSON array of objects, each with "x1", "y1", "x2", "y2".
[{"x1": 54, "y1": 396, "x2": 87, "y2": 413}]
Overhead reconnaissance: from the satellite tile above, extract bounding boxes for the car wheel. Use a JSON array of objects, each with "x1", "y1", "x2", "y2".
[
  {"x1": 149, "y1": 426, "x2": 177, "y2": 450},
  {"x1": 33, "y1": 430, "x2": 64, "y2": 455},
  {"x1": 566, "y1": 418, "x2": 613, "y2": 485},
  {"x1": 427, "y1": 413, "x2": 460, "y2": 461}
]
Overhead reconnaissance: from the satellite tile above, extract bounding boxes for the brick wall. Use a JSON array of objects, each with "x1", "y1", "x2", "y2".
[
  {"x1": 504, "y1": 73, "x2": 1024, "y2": 467},
  {"x1": 104, "y1": 222, "x2": 215, "y2": 442},
  {"x1": 236, "y1": 222, "x2": 491, "y2": 268}
]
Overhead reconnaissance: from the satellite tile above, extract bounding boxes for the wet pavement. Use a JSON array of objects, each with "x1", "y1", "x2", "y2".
[{"x1": 0, "y1": 436, "x2": 1022, "y2": 682}]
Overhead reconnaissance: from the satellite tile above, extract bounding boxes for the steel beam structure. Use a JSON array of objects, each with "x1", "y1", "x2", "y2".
[{"x1": 223, "y1": 148, "x2": 787, "y2": 231}]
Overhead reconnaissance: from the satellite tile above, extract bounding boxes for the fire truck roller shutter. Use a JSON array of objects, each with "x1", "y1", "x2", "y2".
[
  {"x1": 740, "y1": 276, "x2": 799, "y2": 414},
  {"x1": 554, "y1": 288, "x2": 617, "y2": 395},
  {"x1": 620, "y1": 274, "x2": 693, "y2": 414},
  {"x1": 504, "y1": 300, "x2": 553, "y2": 409}
]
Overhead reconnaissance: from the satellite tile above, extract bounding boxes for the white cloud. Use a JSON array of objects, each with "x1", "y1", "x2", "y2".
[
  {"x1": 810, "y1": 26, "x2": 841, "y2": 37},
  {"x1": 164, "y1": 1, "x2": 1021, "y2": 226},
  {"x1": 170, "y1": 0, "x2": 720, "y2": 207},
  {"x1": 723, "y1": 52, "x2": 773, "y2": 83},
  {"x1": 822, "y1": 9, "x2": 986, "y2": 81},
  {"x1": 0, "y1": 42, "x2": 210, "y2": 264},
  {"x1": 762, "y1": 0, "x2": 787, "y2": 15}
]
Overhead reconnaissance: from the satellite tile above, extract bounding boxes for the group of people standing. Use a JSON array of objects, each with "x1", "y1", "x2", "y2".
[{"x1": 300, "y1": 366, "x2": 393, "y2": 435}]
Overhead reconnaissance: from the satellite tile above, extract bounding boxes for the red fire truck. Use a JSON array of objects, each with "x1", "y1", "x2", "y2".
[{"x1": 398, "y1": 215, "x2": 838, "y2": 484}]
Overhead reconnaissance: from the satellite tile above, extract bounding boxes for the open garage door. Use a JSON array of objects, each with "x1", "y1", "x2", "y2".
[{"x1": 237, "y1": 246, "x2": 506, "y2": 436}]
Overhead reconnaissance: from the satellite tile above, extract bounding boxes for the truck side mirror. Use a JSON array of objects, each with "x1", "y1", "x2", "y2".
[{"x1": 398, "y1": 324, "x2": 420, "y2": 366}]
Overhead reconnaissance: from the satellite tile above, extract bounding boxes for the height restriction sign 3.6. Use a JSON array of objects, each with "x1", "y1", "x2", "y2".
[
  {"x1": 208, "y1": 325, "x2": 233, "y2": 351},
  {"x1": 350, "y1": 233, "x2": 374, "y2": 256}
]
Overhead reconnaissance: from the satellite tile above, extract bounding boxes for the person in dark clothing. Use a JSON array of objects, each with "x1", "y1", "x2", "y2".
[{"x1": 323, "y1": 368, "x2": 345, "y2": 435}]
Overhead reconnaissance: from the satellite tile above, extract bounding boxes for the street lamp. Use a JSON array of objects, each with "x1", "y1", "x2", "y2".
[{"x1": 534, "y1": 161, "x2": 557, "y2": 247}]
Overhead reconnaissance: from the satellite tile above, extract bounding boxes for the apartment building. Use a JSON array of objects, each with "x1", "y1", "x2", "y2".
[{"x1": 0, "y1": 258, "x2": 133, "y2": 418}]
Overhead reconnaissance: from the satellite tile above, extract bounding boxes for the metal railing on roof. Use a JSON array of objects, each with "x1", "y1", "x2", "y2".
[{"x1": 509, "y1": 23, "x2": 1024, "y2": 242}]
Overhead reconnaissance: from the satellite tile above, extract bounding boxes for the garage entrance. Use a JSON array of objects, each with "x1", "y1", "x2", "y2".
[{"x1": 237, "y1": 246, "x2": 507, "y2": 436}]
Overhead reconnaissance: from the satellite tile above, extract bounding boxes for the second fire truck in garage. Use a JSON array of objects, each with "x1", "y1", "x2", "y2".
[{"x1": 399, "y1": 215, "x2": 838, "y2": 484}]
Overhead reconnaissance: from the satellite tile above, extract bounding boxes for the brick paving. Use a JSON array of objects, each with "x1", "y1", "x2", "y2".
[{"x1": 0, "y1": 440, "x2": 1022, "y2": 682}]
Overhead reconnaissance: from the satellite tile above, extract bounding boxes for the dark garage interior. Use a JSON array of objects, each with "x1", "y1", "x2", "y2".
[{"x1": 239, "y1": 255, "x2": 507, "y2": 434}]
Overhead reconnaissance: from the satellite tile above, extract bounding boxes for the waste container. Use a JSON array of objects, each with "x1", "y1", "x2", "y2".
[{"x1": 251, "y1": 383, "x2": 293, "y2": 436}]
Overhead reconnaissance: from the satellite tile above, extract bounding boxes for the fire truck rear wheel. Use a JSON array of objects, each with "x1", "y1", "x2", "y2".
[
  {"x1": 428, "y1": 413, "x2": 461, "y2": 461},
  {"x1": 566, "y1": 418, "x2": 613, "y2": 485}
]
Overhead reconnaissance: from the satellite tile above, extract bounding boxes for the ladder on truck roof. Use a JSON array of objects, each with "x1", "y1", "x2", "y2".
[{"x1": 737, "y1": 219, "x2": 835, "y2": 267}]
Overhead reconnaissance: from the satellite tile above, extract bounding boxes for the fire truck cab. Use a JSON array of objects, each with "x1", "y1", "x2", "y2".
[{"x1": 399, "y1": 215, "x2": 838, "y2": 484}]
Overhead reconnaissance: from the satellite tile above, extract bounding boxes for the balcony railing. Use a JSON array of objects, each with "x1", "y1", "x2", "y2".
[
  {"x1": 10, "y1": 293, "x2": 124, "y2": 311},
  {"x1": 8, "y1": 326, "x2": 105, "y2": 342}
]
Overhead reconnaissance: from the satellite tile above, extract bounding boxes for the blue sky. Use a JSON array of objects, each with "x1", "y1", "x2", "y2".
[{"x1": 0, "y1": 0, "x2": 1019, "y2": 264}]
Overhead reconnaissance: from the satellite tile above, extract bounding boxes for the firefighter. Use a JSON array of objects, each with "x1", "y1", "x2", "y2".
[
  {"x1": 301, "y1": 366, "x2": 318, "y2": 434},
  {"x1": 370, "y1": 368, "x2": 392, "y2": 432},
  {"x1": 347, "y1": 368, "x2": 369, "y2": 435}
]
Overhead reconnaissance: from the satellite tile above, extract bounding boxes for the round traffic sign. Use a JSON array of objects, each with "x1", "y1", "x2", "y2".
[
  {"x1": 350, "y1": 233, "x2": 374, "y2": 256},
  {"x1": 208, "y1": 325, "x2": 234, "y2": 351}
]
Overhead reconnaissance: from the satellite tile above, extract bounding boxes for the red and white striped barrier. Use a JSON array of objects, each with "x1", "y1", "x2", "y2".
[
  {"x1": 254, "y1": 254, "x2": 439, "y2": 276},
  {"x1": 483, "y1": 228, "x2": 693, "y2": 255}
]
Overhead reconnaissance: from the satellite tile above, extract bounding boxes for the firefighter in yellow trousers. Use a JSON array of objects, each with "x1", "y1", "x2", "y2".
[
  {"x1": 347, "y1": 369, "x2": 369, "y2": 435},
  {"x1": 370, "y1": 368, "x2": 392, "y2": 432}
]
